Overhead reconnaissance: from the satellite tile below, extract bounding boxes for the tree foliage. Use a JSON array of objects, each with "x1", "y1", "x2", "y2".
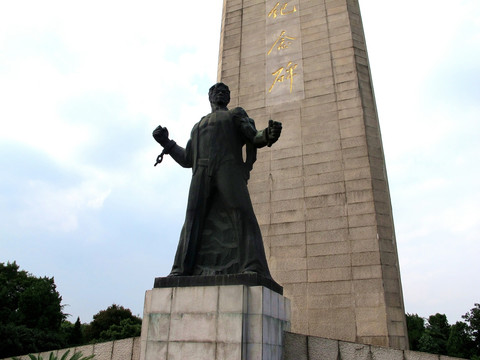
[
  {"x1": 0, "y1": 262, "x2": 142, "y2": 356},
  {"x1": 60, "y1": 317, "x2": 84, "y2": 347},
  {"x1": 464, "y1": 304, "x2": 480, "y2": 353},
  {"x1": 419, "y1": 313, "x2": 451, "y2": 354},
  {"x1": 447, "y1": 321, "x2": 475, "y2": 358},
  {"x1": 83, "y1": 304, "x2": 141, "y2": 343},
  {"x1": 406, "y1": 313, "x2": 425, "y2": 350},
  {"x1": 97, "y1": 318, "x2": 142, "y2": 341},
  {"x1": 14, "y1": 350, "x2": 95, "y2": 360},
  {"x1": 406, "y1": 306, "x2": 480, "y2": 359},
  {"x1": 0, "y1": 262, "x2": 67, "y2": 358}
]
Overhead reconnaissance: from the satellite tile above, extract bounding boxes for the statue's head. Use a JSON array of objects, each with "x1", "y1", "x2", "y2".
[{"x1": 209, "y1": 83, "x2": 230, "y2": 107}]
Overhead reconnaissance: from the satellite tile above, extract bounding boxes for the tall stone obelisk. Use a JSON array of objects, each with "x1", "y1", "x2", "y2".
[{"x1": 217, "y1": 0, "x2": 409, "y2": 349}]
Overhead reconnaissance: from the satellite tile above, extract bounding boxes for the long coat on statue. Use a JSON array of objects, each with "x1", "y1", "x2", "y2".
[{"x1": 167, "y1": 107, "x2": 272, "y2": 278}]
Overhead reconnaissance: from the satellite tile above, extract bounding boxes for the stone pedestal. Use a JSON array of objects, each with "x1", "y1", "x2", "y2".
[{"x1": 139, "y1": 277, "x2": 290, "y2": 360}]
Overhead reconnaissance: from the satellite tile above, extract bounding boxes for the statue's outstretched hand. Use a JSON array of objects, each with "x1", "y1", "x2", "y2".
[
  {"x1": 267, "y1": 120, "x2": 282, "y2": 147},
  {"x1": 153, "y1": 125, "x2": 177, "y2": 166},
  {"x1": 152, "y1": 125, "x2": 171, "y2": 147}
]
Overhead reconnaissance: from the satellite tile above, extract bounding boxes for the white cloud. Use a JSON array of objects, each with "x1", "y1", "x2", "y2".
[
  {"x1": 17, "y1": 180, "x2": 111, "y2": 233},
  {"x1": 0, "y1": 0, "x2": 222, "y2": 165}
]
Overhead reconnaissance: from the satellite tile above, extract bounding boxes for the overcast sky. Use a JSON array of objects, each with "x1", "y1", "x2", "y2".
[{"x1": 1, "y1": 0, "x2": 479, "y2": 325}]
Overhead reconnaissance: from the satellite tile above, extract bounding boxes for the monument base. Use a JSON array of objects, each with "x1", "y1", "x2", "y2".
[
  {"x1": 139, "y1": 277, "x2": 290, "y2": 360},
  {"x1": 154, "y1": 273, "x2": 283, "y2": 294}
]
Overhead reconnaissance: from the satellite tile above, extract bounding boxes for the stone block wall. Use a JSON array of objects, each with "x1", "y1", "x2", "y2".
[
  {"x1": 4, "y1": 334, "x2": 467, "y2": 360},
  {"x1": 283, "y1": 332, "x2": 465, "y2": 360}
]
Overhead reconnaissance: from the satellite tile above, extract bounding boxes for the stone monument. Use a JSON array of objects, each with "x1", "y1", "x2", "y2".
[{"x1": 217, "y1": 0, "x2": 409, "y2": 349}]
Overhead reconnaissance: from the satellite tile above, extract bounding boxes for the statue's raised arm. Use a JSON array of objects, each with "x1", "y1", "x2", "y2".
[{"x1": 152, "y1": 125, "x2": 192, "y2": 168}]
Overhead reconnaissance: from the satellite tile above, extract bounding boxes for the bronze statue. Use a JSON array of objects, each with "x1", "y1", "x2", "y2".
[{"x1": 153, "y1": 83, "x2": 282, "y2": 279}]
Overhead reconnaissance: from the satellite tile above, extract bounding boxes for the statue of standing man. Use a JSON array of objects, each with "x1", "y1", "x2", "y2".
[{"x1": 153, "y1": 83, "x2": 282, "y2": 279}]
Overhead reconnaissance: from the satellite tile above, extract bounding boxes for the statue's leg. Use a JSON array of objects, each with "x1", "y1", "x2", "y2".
[
  {"x1": 168, "y1": 166, "x2": 211, "y2": 276},
  {"x1": 214, "y1": 163, "x2": 272, "y2": 279}
]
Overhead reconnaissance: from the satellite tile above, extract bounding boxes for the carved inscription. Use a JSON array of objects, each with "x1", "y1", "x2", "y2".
[{"x1": 265, "y1": 0, "x2": 304, "y2": 102}]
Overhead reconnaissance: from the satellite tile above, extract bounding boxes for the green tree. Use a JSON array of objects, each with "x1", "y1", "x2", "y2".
[
  {"x1": 98, "y1": 318, "x2": 142, "y2": 341},
  {"x1": 418, "y1": 313, "x2": 450, "y2": 354},
  {"x1": 419, "y1": 332, "x2": 440, "y2": 354},
  {"x1": 406, "y1": 313, "x2": 426, "y2": 350},
  {"x1": 84, "y1": 304, "x2": 141, "y2": 343},
  {"x1": 447, "y1": 321, "x2": 474, "y2": 358},
  {"x1": 70, "y1": 317, "x2": 84, "y2": 346},
  {"x1": 0, "y1": 262, "x2": 67, "y2": 358},
  {"x1": 463, "y1": 303, "x2": 480, "y2": 358},
  {"x1": 60, "y1": 317, "x2": 84, "y2": 347}
]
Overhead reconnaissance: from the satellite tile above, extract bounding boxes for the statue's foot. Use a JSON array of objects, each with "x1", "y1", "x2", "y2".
[
  {"x1": 240, "y1": 270, "x2": 257, "y2": 275},
  {"x1": 241, "y1": 270, "x2": 273, "y2": 281},
  {"x1": 167, "y1": 272, "x2": 183, "y2": 277}
]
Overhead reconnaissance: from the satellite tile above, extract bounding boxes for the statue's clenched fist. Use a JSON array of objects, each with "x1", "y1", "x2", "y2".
[
  {"x1": 267, "y1": 120, "x2": 282, "y2": 147},
  {"x1": 152, "y1": 125, "x2": 171, "y2": 147}
]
